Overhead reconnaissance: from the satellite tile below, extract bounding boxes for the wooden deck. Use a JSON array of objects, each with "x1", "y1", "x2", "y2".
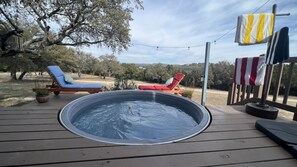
[{"x1": 0, "y1": 94, "x2": 296, "y2": 167}]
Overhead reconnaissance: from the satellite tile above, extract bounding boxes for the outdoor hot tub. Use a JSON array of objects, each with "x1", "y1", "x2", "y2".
[{"x1": 59, "y1": 90, "x2": 212, "y2": 145}]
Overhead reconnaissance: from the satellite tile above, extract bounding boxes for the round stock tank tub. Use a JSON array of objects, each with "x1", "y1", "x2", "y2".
[{"x1": 59, "y1": 90, "x2": 212, "y2": 145}]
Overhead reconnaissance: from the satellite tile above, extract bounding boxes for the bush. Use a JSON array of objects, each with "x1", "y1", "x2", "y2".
[
  {"x1": 33, "y1": 88, "x2": 50, "y2": 96},
  {"x1": 182, "y1": 90, "x2": 193, "y2": 98},
  {"x1": 111, "y1": 77, "x2": 137, "y2": 90}
]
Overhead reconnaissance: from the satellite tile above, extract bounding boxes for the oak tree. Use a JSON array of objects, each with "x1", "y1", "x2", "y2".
[{"x1": 0, "y1": 0, "x2": 143, "y2": 57}]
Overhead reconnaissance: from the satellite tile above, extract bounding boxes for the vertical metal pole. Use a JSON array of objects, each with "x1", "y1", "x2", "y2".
[
  {"x1": 259, "y1": 4, "x2": 277, "y2": 106},
  {"x1": 201, "y1": 42, "x2": 211, "y2": 106}
]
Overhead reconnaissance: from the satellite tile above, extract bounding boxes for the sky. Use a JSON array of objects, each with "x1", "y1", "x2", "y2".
[{"x1": 82, "y1": 0, "x2": 297, "y2": 65}]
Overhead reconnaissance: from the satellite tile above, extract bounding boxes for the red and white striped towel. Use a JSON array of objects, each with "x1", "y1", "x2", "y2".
[{"x1": 234, "y1": 56, "x2": 266, "y2": 86}]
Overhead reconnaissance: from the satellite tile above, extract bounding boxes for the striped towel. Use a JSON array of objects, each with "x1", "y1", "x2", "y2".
[
  {"x1": 266, "y1": 27, "x2": 289, "y2": 64},
  {"x1": 235, "y1": 13, "x2": 274, "y2": 45},
  {"x1": 234, "y1": 56, "x2": 266, "y2": 86}
]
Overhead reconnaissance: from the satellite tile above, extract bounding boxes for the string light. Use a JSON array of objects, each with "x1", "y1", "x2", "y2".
[
  {"x1": 130, "y1": 0, "x2": 272, "y2": 49},
  {"x1": 131, "y1": 42, "x2": 205, "y2": 50}
]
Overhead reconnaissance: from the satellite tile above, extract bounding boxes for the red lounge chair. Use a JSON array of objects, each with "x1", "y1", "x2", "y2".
[
  {"x1": 46, "y1": 66, "x2": 104, "y2": 95},
  {"x1": 138, "y1": 73, "x2": 185, "y2": 94}
]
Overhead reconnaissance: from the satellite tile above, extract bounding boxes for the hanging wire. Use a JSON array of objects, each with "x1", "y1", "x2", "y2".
[
  {"x1": 252, "y1": 0, "x2": 272, "y2": 14},
  {"x1": 212, "y1": 0, "x2": 272, "y2": 44},
  {"x1": 130, "y1": 0, "x2": 272, "y2": 49},
  {"x1": 131, "y1": 42, "x2": 205, "y2": 49}
]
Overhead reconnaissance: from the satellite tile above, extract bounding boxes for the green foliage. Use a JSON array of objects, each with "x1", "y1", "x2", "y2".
[
  {"x1": 182, "y1": 90, "x2": 193, "y2": 97},
  {"x1": 75, "y1": 51, "x2": 98, "y2": 74},
  {"x1": 121, "y1": 63, "x2": 141, "y2": 79},
  {"x1": 0, "y1": 21, "x2": 18, "y2": 54},
  {"x1": 120, "y1": 61, "x2": 235, "y2": 91},
  {"x1": 112, "y1": 76, "x2": 137, "y2": 90},
  {"x1": 0, "y1": 22, "x2": 44, "y2": 78},
  {"x1": 143, "y1": 63, "x2": 171, "y2": 83},
  {"x1": 181, "y1": 63, "x2": 204, "y2": 87},
  {"x1": 1, "y1": 0, "x2": 143, "y2": 56},
  {"x1": 95, "y1": 54, "x2": 122, "y2": 78},
  {"x1": 271, "y1": 63, "x2": 297, "y2": 96},
  {"x1": 0, "y1": 54, "x2": 37, "y2": 80},
  {"x1": 42, "y1": 45, "x2": 78, "y2": 71},
  {"x1": 33, "y1": 88, "x2": 50, "y2": 96},
  {"x1": 210, "y1": 61, "x2": 234, "y2": 90}
]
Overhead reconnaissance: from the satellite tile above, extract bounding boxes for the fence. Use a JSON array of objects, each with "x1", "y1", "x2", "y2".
[{"x1": 227, "y1": 57, "x2": 297, "y2": 121}]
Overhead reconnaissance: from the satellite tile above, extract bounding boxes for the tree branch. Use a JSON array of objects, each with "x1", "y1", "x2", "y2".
[
  {"x1": 59, "y1": 40, "x2": 107, "y2": 46},
  {"x1": 27, "y1": 3, "x2": 47, "y2": 32},
  {"x1": 22, "y1": 37, "x2": 44, "y2": 49},
  {"x1": 43, "y1": 7, "x2": 60, "y2": 19},
  {"x1": 0, "y1": 7, "x2": 19, "y2": 30},
  {"x1": 1, "y1": 49, "x2": 38, "y2": 57},
  {"x1": 0, "y1": 7, "x2": 23, "y2": 34},
  {"x1": 56, "y1": 9, "x2": 84, "y2": 43},
  {"x1": 0, "y1": 7, "x2": 24, "y2": 51}
]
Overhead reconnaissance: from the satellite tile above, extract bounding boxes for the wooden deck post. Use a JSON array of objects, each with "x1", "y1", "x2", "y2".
[
  {"x1": 253, "y1": 85, "x2": 263, "y2": 98},
  {"x1": 236, "y1": 85, "x2": 242, "y2": 103},
  {"x1": 246, "y1": 86, "x2": 252, "y2": 99},
  {"x1": 232, "y1": 84, "x2": 237, "y2": 104},
  {"x1": 264, "y1": 65, "x2": 274, "y2": 100},
  {"x1": 283, "y1": 62, "x2": 295, "y2": 104},
  {"x1": 273, "y1": 63, "x2": 284, "y2": 102},
  {"x1": 227, "y1": 81, "x2": 235, "y2": 105},
  {"x1": 241, "y1": 85, "x2": 246, "y2": 101}
]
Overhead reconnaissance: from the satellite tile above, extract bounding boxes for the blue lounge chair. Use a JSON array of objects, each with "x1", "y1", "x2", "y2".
[{"x1": 46, "y1": 66, "x2": 104, "y2": 95}]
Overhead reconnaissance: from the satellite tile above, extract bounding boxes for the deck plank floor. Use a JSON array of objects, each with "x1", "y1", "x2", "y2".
[{"x1": 0, "y1": 94, "x2": 296, "y2": 167}]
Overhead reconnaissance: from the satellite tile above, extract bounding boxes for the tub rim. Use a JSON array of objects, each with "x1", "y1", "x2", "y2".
[{"x1": 59, "y1": 90, "x2": 212, "y2": 145}]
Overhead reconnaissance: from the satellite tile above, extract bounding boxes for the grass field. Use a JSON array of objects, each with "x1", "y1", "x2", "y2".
[
  {"x1": 0, "y1": 72, "x2": 296, "y2": 110},
  {"x1": 0, "y1": 72, "x2": 231, "y2": 107}
]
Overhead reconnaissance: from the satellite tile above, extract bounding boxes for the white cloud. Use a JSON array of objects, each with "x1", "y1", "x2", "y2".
[{"x1": 82, "y1": 0, "x2": 297, "y2": 64}]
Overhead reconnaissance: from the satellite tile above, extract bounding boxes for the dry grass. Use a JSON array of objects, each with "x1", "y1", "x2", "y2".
[
  {"x1": 0, "y1": 72, "x2": 229, "y2": 107},
  {"x1": 0, "y1": 72, "x2": 296, "y2": 111},
  {"x1": 0, "y1": 72, "x2": 112, "y2": 107},
  {"x1": 0, "y1": 73, "x2": 36, "y2": 107}
]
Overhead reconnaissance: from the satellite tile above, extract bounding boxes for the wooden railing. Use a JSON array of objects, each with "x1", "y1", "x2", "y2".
[{"x1": 227, "y1": 57, "x2": 297, "y2": 121}]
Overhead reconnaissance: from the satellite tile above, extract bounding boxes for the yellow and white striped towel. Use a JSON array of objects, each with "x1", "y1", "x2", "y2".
[{"x1": 235, "y1": 13, "x2": 274, "y2": 45}]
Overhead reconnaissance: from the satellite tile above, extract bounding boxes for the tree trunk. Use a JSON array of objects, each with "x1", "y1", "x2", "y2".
[
  {"x1": 10, "y1": 70, "x2": 17, "y2": 80},
  {"x1": 18, "y1": 71, "x2": 27, "y2": 80}
]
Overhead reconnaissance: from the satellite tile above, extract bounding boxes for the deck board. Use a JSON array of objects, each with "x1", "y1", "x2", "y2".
[
  {"x1": 0, "y1": 139, "x2": 281, "y2": 166},
  {"x1": 24, "y1": 148, "x2": 293, "y2": 167},
  {"x1": 218, "y1": 159, "x2": 297, "y2": 167},
  {"x1": 0, "y1": 114, "x2": 58, "y2": 119},
  {"x1": 0, "y1": 124, "x2": 65, "y2": 133},
  {"x1": 0, "y1": 95, "x2": 296, "y2": 166},
  {"x1": 0, "y1": 118, "x2": 58, "y2": 125}
]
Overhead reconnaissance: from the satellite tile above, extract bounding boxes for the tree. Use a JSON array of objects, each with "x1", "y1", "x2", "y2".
[
  {"x1": 210, "y1": 61, "x2": 234, "y2": 90},
  {"x1": 0, "y1": 0, "x2": 143, "y2": 58},
  {"x1": 0, "y1": 20, "x2": 43, "y2": 79},
  {"x1": 95, "y1": 54, "x2": 122, "y2": 79},
  {"x1": 121, "y1": 63, "x2": 141, "y2": 79},
  {"x1": 94, "y1": 61, "x2": 108, "y2": 79},
  {"x1": 0, "y1": 55, "x2": 37, "y2": 80},
  {"x1": 144, "y1": 64, "x2": 171, "y2": 83},
  {"x1": 75, "y1": 51, "x2": 98, "y2": 75},
  {"x1": 42, "y1": 45, "x2": 78, "y2": 71},
  {"x1": 183, "y1": 63, "x2": 204, "y2": 87}
]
